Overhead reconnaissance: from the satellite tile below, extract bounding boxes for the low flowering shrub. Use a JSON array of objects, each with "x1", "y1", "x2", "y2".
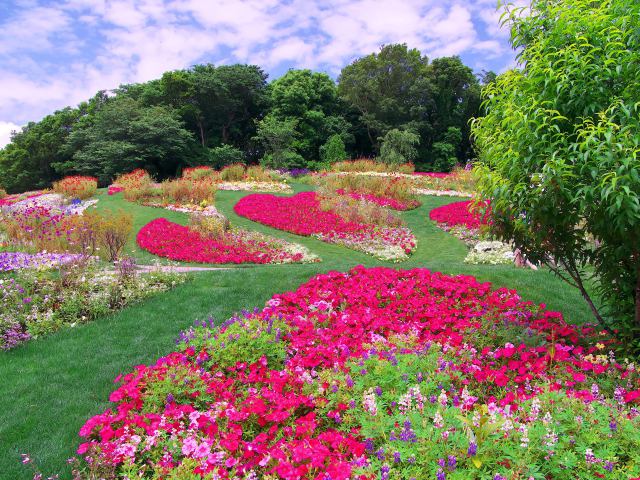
[
  {"x1": 332, "y1": 159, "x2": 415, "y2": 174},
  {"x1": 464, "y1": 240, "x2": 515, "y2": 265},
  {"x1": 137, "y1": 218, "x2": 318, "y2": 264},
  {"x1": 220, "y1": 163, "x2": 247, "y2": 181},
  {"x1": 0, "y1": 251, "x2": 86, "y2": 272},
  {"x1": 182, "y1": 166, "x2": 218, "y2": 181},
  {"x1": 52, "y1": 176, "x2": 98, "y2": 200},
  {"x1": 76, "y1": 266, "x2": 640, "y2": 479},
  {"x1": 0, "y1": 187, "x2": 6, "y2": 199},
  {"x1": 412, "y1": 167, "x2": 476, "y2": 194},
  {"x1": 235, "y1": 192, "x2": 417, "y2": 261},
  {"x1": 1, "y1": 263, "x2": 185, "y2": 350},
  {"x1": 161, "y1": 176, "x2": 217, "y2": 205},
  {"x1": 319, "y1": 174, "x2": 420, "y2": 210}
]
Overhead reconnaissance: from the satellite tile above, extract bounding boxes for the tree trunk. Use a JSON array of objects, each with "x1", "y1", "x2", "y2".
[
  {"x1": 198, "y1": 120, "x2": 206, "y2": 147},
  {"x1": 222, "y1": 124, "x2": 229, "y2": 144}
]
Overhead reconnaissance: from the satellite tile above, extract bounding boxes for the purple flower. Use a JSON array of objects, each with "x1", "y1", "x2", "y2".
[{"x1": 467, "y1": 442, "x2": 477, "y2": 457}]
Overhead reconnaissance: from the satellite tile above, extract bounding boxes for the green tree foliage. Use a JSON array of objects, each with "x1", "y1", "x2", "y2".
[
  {"x1": 207, "y1": 144, "x2": 245, "y2": 169},
  {"x1": 471, "y1": 0, "x2": 640, "y2": 344},
  {"x1": 319, "y1": 134, "x2": 347, "y2": 169},
  {"x1": 264, "y1": 69, "x2": 351, "y2": 166},
  {"x1": 432, "y1": 127, "x2": 462, "y2": 171},
  {"x1": 378, "y1": 129, "x2": 419, "y2": 166},
  {"x1": 338, "y1": 44, "x2": 480, "y2": 168},
  {"x1": 59, "y1": 97, "x2": 193, "y2": 184},
  {"x1": 254, "y1": 116, "x2": 304, "y2": 169},
  {"x1": 0, "y1": 94, "x2": 106, "y2": 193}
]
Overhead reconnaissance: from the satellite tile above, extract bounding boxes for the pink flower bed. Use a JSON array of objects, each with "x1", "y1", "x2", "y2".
[
  {"x1": 107, "y1": 185, "x2": 124, "y2": 195},
  {"x1": 76, "y1": 266, "x2": 640, "y2": 479},
  {"x1": 0, "y1": 191, "x2": 45, "y2": 207},
  {"x1": 137, "y1": 218, "x2": 312, "y2": 264},
  {"x1": 429, "y1": 200, "x2": 488, "y2": 229},
  {"x1": 234, "y1": 192, "x2": 416, "y2": 261},
  {"x1": 335, "y1": 189, "x2": 417, "y2": 211}
]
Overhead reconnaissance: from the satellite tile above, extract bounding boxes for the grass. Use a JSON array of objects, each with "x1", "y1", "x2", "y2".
[{"x1": 0, "y1": 184, "x2": 593, "y2": 479}]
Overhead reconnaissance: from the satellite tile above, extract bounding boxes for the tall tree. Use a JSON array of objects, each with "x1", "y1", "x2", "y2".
[
  {"x1": 264, "y1": 69, "x2": 351, "y2": 167},
  {"x1": 59, "y1": 96, "x2": 193, "y2": 183}
]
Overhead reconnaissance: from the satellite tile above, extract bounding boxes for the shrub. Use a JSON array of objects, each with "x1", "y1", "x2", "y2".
[
  {"x1": 321, "y1": 174, "x2": 419, "y2": 209},
  {"x1": 245, "y1": 165, "x2": 272, "y2": 182},
  {"x1": 378, "y1": 128, "x2": 419, "y2": 165},
  {"x1": 181, "y1": 166, "x2": 217, "y2": 181},
  {"x1": 52, "y1": 176, "x2": 98, "y2": 199},
  {"x1": 0, "y1": 187, "x2": 6, "y2": 199},
  {"x1": 94, "y1": 210, "x2": 133, "y2": 262},
  {"x1": 332, "y1": 158, "x2": 415, "y2": 174},
  {"x1": 470, "y1": 0, "x2": 640, "y2": 342},
  {"x1": 208, "y1": 144, "x2": 245, "y2": 169},
  {"x1": 163, "y1": 177, "x2": 216, "y2": 205},
  {"x1": 319, "y1": 134, "x2": 347, "y2": 169},
  {"x1": 219, "y1": 163, "x2": 246, "y2": 181},
  {"x1": 318, "y1": 190, "x2": 405, "y2": 228},
  {"x1": 189, "y1": 212, "x2": 230, "y2": 240},
  {"x1": 113, "y1": 169, "x2": 152, "y2": 190}
]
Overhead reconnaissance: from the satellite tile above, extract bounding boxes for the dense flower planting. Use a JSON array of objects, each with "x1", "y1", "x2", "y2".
[
  {"x1": 52, "y1": 176, "x2": 98, "y2": 200},
  {"x1": 137, "y1": 218, "x2": 317, "y2": 264},
  {"x1": 429, "y1": 200, "x2": 487, "y2": 229},
  {"x1": 1, "y1": 262, "x2": 184, "y2": 350},
  {"x1": 336, "y1": 189, "x2": 415, "y2": 211},
  {"x1": 108, "y1": 185, "x2": 124, "y2": 195},
  {"x1": 235, "y1": 192, "x2": 416, "y2": 261},
  {"x1": 77, "y1": 266, "x2": 640, "y2": 479},
  {"x1": 0, "y1": 190, "x2": 45, "y2": 208},
  {"x1": 0, "y1": 251, "x2": 86, "y2": 272}
]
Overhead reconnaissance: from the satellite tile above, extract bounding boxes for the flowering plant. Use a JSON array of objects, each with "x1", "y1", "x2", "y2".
[
  {"x1": 75, "y1": 266, "x2": 640, "y2": 479},
  {"x1": 235, "y1": 192, "x2": 416, "y2": 261},
  {"x1": 52, "y1": 176, "x2": 98, "y2": 200},
  {"x1": 137, "y1": 218, "x2": 318, "y2": 264}
]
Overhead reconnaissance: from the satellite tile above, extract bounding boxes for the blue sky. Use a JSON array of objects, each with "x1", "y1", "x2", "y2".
[{"x1": 0, "y1": 0, "x2": 520, "y2": 146}]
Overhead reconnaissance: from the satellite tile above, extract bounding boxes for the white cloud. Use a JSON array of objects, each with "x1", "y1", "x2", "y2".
[
  {"x1": 0, "y1": 122, "x2": 22, "y2": 148},
  {"x1": 0, "y1": 0, "x2": 516, "y2": 128}
]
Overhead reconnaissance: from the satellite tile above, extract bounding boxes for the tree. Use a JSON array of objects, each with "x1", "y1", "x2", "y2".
[
  {"x1": 378, "y1": 129, "x2": 419, "y2": 166},
  {"x1": 264, "y1": 69, "x2": 351, "y2": 166},
  {"x1": 432, "y1": 127, "x2": 462, "y2": 172},
  {"x1": 254, "y1": 116, "x2": 303, "y2": 169},
  {"x1": 471, "y1": 0, "x2": 640, "y2": 345},
  {"x1": 319, "y1": 134, "x2": 347, "y2": 169},
  {"x1": 338, "y1": 44, "x2": 431, "y2": 151},
  {"x1": 208, "y1": 144, "x2": 245, "y2": 169},
  {"x1": 60, "y1": 96, "x2": 193, "y2": 183}
]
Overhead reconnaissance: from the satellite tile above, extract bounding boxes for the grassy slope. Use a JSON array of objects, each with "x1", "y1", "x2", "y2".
[{"x1": 0, "y1": 185, "x2": 592, "y2": 478}]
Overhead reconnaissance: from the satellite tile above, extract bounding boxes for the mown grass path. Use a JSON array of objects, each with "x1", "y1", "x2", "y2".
[{"x1": 0, "y1": 185, "x2": 592, "y2": 479}]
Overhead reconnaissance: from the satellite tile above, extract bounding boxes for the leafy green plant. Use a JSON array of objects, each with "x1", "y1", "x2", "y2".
[
  {"x1": 319, "y1": 134, "x2": 347, "y2": 169},
  {"x1": 471, "y1": 0, "x2": 640, "y2": 344},
  {"x1": 378, "y1": 129, "x2": 419, "y2": 165},
  {"x1": 208, "y1": 144, "x2": 245, "y2": 169}
]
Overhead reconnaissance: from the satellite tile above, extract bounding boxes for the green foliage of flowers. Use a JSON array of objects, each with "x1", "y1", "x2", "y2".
[
  {"x1": 178, "y1": 314, "x2": 288, "y2": 371},
  {"x1": 1, "y1": 262, "x2": 185, "y2": 350},
  {"x1": 318, "y1": 343, "x2": 640, "y2": 479}
]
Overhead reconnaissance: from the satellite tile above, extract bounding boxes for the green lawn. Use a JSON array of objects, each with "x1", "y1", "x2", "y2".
[{"x1": 0, "y1": 185, "x2": 593, "y2": 479}]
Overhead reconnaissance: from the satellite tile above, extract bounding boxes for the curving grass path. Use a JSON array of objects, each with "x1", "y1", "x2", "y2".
[{"x1": 0, "y1": 184, "x2": 593, "y2": 479}]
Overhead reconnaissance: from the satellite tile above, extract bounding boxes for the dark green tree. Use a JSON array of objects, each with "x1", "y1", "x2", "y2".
[{"x1": 59, "y1": 96, "x2": 193, "y2": 183}]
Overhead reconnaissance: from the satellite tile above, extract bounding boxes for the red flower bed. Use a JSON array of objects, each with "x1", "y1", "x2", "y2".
[
  {"x1": 234, "y1": 192, "x2": 416, "y2": 260},
  {"x1": 429, "y1": 200, "x2": 488, "y2": 229},
  {"x1": 137, "y1": 218, "x2": 307, "y2": 264},
  {"x1": 335, "y1": 189, "x2": 417, "y2": 210},
  {"x1": 77, "y1": 266, "x2": 640, "y2": 479}
]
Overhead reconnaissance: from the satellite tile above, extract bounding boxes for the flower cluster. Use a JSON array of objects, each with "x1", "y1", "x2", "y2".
[
  {"x1": 235, "y1": 192, "x2": 416, "y2": 261},
  {"x1": 137, "y1": 218, "x2": 318, "y2": 264},
  {"x1": 464, "y1": 240, "x2": 515, "y2": 265},
  {"x1": 0, "y1": 190, "x2": 45, "y2": 208},
  {"x1": 107, "y1": 185, "x2": 124, "y2": 196},
  {"x1": 1, "y1": 263, "x2": 184, "y2": 350},
  {"x1": 0, "y1": 251, "x2": 86, "y2": 272},
  {"x1": 336, "y1": 189, "x2": 416, "y2": 210},
  {"x1": 429, "y1": 200, "x2": 487, "y2": 229},
  {"x1": 52, "y1": 176, "x2": 98, "y2": 200},
  {"x1": 76, "y1": 266, "x2": 640, "y2": 479}
]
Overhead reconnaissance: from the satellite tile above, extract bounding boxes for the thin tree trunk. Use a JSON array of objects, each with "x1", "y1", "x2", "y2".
[{"x1": 198, "y1": 120, "x2": 206, "y2": 147}]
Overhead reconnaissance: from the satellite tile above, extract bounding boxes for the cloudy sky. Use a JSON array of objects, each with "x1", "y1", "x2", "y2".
[{"x1": 0, "y1": 0, "x2": 518, "y2": 147}]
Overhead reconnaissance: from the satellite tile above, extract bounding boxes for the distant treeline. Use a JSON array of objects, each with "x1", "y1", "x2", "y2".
[{"x1": 0, "y1": 44, "x2": 495, "y2": 192}]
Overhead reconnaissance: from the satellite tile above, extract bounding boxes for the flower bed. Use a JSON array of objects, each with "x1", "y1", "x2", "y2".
[
  {"x1": 76, "y1": 266, "x2": 640, "y2": 479},
  {"x1": 336, "y1": 189, "x2": 416, "y2": 210},
  {"x1": 429, "y1": 200, "x2": 486, "y2": 229},
  {"x1": 1, "y1": 263, "x2": 184, "y2": 350},
  {"x1": 0, "y1": 190, "x2": 45, "y2": 208},
  {"x1": 137, "y1": 218, "x2": 317, "y2": 264},
  {"x1": 235, "y1": 192, "x2": 416, "y2": 261},
  {"x1": 0, "y1": 252, "x2": 87, "y2": 272},
  {"x1": 52, "y1": 176, "x2": 98, "y2": 199}
]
